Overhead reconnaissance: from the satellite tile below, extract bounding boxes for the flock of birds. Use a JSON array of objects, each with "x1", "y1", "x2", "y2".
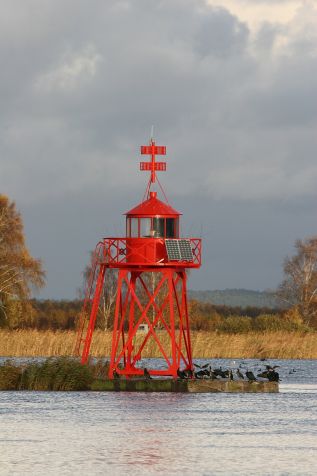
[
  {"x1": 141, "y1": 362, "x2": 280, "y2": 382},
  {"x1": 189, "y1": 362, "x2": 280, "y2": 382}
]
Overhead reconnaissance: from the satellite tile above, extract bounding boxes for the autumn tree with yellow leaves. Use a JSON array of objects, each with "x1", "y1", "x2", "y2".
[{"x1": 0, "y1": 195, "x2": 45, "y2": 327}]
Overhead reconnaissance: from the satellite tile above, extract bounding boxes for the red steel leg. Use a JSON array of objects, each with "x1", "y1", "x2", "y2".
[
  {"x1": 80, "y1": 263, "x2": 106, "y2": 364},
  {"x1": 109, "y1": 270, "x2": 126, "y2": 378}
]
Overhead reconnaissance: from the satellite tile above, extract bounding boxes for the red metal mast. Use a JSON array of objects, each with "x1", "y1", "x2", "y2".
[{"x1": 75, "y1": 137, "x2": 202, "y2": 378}]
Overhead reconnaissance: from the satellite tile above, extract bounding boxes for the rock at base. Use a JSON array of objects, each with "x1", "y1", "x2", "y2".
[{"x1": 90, "y1": 379, "x2": 278, "y2": 393}]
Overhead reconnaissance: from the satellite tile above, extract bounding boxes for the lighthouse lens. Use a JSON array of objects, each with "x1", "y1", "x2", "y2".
[{"x1": 152, "y1": 217, "x2": 164, "y2": 238}]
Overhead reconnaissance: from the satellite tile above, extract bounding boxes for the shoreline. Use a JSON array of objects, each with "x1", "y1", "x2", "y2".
[{"x1": 0, "y1": 330, "x2": 316, "y2": 359}]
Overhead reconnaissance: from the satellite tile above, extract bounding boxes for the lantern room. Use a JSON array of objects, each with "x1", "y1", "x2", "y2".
[
  {"x1": 124, "y1": 191, "x2": 181, "y2": 265},
  {"x1": 125, "y1": 191, "x2": 180, "y2": 239}
]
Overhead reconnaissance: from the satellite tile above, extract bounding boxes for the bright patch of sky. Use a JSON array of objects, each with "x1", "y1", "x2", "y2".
[{"x1": 208, "y1": 0, "x2": 300, "y2": 31}]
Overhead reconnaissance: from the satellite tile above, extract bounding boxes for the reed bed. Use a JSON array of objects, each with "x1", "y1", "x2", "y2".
[
  {"x1": 0, "y1": 357, "x2": 98, "y2": 391},
  {"x1": 0, "y1": 330, "x2": 316, "y2": 359}
]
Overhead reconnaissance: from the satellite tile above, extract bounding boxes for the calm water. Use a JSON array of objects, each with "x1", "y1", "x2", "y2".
[{"x1": 0, "y1": 359, "x2": 316, "y2": 475}]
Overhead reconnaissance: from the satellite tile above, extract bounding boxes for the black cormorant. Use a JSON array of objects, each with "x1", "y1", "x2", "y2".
[
  {"x1": 246, "y1": 371, "x2": 257, "y2": 381},
  {"x1": 237, "y1": 369, "x2": 244, "y2": 379},
  {"x1": 214, "y1": 368, "x2": 227, "y2": 378},
  {"x1": 177, "y1": 368, "x2": 185, "y2": 379},
  {"x1": 144, "y1": 368, "x2": 152, "y2": 379},
  {"x1": 267, "y1": 370, "x2": 279, "y2": 382}
]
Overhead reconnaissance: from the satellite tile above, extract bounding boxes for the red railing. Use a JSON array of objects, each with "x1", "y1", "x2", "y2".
[{"x1": 98, "y1": 237, "x2": 202, "y2": 268}]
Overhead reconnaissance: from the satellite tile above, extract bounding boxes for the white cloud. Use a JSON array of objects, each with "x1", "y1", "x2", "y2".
[
  {"x1": 34, "y1": 45, "x2": 102, "y2": 92},
  {"x1": 207, "y1": 0, "x2": 300, "y2": 32}
]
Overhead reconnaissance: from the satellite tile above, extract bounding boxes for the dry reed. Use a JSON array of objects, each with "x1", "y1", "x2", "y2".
[{"x1": 0, "y1": 330, "x2": 316, "y2": 359}]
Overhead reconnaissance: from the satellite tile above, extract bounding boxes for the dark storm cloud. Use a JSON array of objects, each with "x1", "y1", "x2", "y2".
[
  {"x1": 0, "y1": 0, "x2": 316, "y2": 297},
  {"x1": 0, "y1": 0, "x2": 253, "y2": 201}
]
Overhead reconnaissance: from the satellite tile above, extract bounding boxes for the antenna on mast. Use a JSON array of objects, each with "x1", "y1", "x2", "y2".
[
  {"x1": 140, "y1": 138, "x2": 166, "y2": 184},
  {"x1": 140, "y1": 130, "x2": 168, "y2": 201}
]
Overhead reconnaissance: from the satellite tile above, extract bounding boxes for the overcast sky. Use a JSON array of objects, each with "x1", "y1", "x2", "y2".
[{"x1": 0, "y1": 0, "x2": 316, "y2": 298}]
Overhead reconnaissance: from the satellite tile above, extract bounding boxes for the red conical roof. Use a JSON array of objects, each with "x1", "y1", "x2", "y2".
[{"x1": 125, "y1": 192, "x2": 181, "y2": 216}]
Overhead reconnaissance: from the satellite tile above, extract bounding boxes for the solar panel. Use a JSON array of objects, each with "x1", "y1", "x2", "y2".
[
  {"x1": 165, "y1": 239, "x2": 181, "y2": 261},
  {"x1": 179, "y1": 240, "x2": 193, "y2": 261},
  {"x1": 165, "y1": 239, "x2": 193, "y2": 262}
]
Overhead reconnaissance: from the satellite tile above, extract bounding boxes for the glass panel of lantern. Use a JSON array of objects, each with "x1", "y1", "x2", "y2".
[
  {"x1": 140, "y1": 218, "x2": 151, "y2": 237},
  {"x1": 166, "y1": 218, "x2": 175, "y2": 238},
  {"x1": 130, "y1": 218, "x2": 139, "y2": 237}
]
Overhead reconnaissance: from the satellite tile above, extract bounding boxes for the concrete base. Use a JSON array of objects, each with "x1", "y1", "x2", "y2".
[{"x1": 90, "y1": 379, "x2": 279, "y2": 393}]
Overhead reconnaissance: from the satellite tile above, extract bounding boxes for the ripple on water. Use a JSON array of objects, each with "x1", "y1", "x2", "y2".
[{"x1": 0, "y1": 359, "x2": 316, "y2": 475}]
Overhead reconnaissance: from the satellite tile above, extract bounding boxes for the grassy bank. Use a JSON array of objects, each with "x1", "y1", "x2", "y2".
[
  {"x1": 0, "y1": 330, "x2": 316, "y2": 359},
  {"x1": 0, "y1": 357, "x2": 103, "y2": 391}
]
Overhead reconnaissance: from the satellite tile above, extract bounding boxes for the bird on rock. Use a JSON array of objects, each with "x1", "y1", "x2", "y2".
[
  {"x1": 144, "y1": 368, "x2": 152, "y2": 380},
  {"x1": 246, "y1": 371, "x2": 257, "y2": 381},
  {"x1": 208, "y1": 368, "x2": 218, "y2": 379},
  {"x1": 213, "y1": 368, "x2": 227, "y2": 378},
  {"x1": 177, "y1": 368, "x2": 186, "y2": 379},
  {"x1": 195, "y1": 370, "x2": 207, "y2": 379},
  {"x1": 236, "y1": 369, "x2": 244, "y2": 380},
  {"x1": 184, "y1": 369, "x2": 193, "y2": 379},
  {"x1": 267, "y1": 370, "x2": 280, "y2": 382}
]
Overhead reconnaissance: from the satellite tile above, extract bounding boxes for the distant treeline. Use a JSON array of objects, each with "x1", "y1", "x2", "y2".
[
  {"x1": 29, "y1": 299, "x2": 82, "y2": 330},
  {"x1": 188, "y1": 300, "x2": 310, "y2": 332},
  {"x1": 188, "y1": 289, "x2": 280, "y2": 309},
  {"x1": 0, "y1": 298, "x2": 312, "y2": 333},
  {"x1": 0, "y1": 299, "x2": 82, "y2": 331}
]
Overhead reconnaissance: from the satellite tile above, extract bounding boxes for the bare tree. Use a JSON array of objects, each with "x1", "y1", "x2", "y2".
[
  {"x1": 278, "y1": 236, "x2": 317, "y2": 326},
  {"x1": 80, "y1": 252, "x2": 118, "y2": 330}
]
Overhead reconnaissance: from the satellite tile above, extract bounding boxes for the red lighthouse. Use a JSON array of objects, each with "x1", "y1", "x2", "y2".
[{"x1": 75, "y1": 138, "x2": 202, "y2": 378}]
